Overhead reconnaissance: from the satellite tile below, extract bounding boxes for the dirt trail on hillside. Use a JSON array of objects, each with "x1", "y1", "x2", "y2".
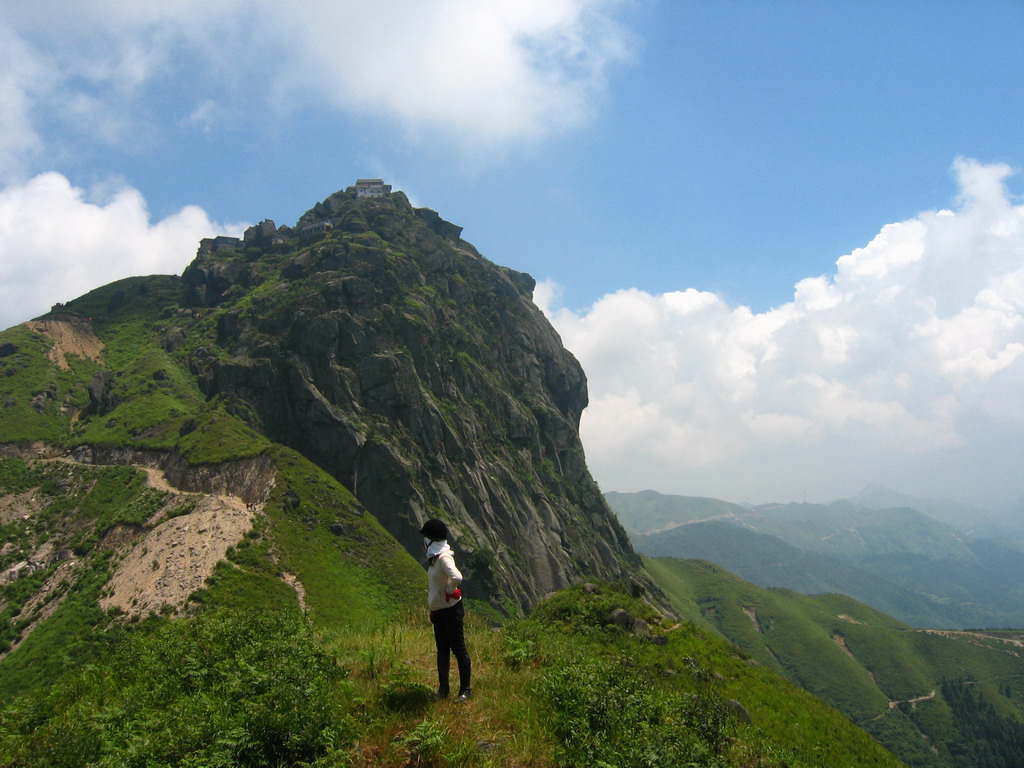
[
  {"x1": 25, "y1": 316, "x2": 104, "y2": 369},
  {"x1": 140, "y1": 466, "x2": 175, "y2": 493},
  {"x1": 45, "y1": 456, "x2": 178, "y2": 499},
  {"x1": 832, "y1": 633, "x2": 855, "y2": 658},
  {"x1": 888, "y1": 690, "x2": 936, "y2": 711},
  {"x1": 98, "y1": 458, "x2": 261, "y2": 618},
  {"x1": 919, "y1": 628, "x2": 1024, "y2": 656},
  {"x1": 646, "y1": 511, "x2": 745, "y2": 535}
]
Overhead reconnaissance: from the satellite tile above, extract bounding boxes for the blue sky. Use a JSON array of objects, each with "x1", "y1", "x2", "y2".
[{"x1": 2, "y1": 1, "x2": 1024, "y2": 510}]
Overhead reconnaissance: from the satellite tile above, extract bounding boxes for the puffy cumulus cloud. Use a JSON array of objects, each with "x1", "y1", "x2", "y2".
[
  {"x1": 0, "y1": 173, "x2": 243, "y2": 330},
  {"x1": 0, "y1": 0, "x2": 633, "y2": 177},
  {"x1": 266, "y1": 0, "x2": 633, "y2": 145},
  {"x1": 537, "y1": 159, "x2": 1024, "y2": 507}
]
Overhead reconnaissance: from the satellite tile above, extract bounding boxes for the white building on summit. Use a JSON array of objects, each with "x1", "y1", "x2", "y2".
[{"x1": 355, "y1": 179, "x2": 392, "y2": 198}]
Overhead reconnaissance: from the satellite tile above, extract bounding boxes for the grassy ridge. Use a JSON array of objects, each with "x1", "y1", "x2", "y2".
[
  {"x1": 605, "y1": 489, "x2": 747, "y2": 533},
  {"x1": 0, "y1": 581, "x2": 904, "y2": 767},
  {"x1": 0, "y1": 412, "x2": 911, "y2": 765},
  {"x1": 647, "y1": 556, "x2": 1024, "y2": 767},
  {"x1": 0, "y1": 436, "x2": 913, "y2": 759},
  {"x1": 2, "y1": 447, "x2": 904, "y2": 766}
]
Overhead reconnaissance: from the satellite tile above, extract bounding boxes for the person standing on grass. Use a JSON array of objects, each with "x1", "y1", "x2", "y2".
[{"x1": 420, "y1": 518, "x2": 472, "y2": 701}]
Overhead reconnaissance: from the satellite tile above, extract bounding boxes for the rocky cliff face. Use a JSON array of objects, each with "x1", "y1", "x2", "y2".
[{"x1": 179, "y1": 187, "x2": 639, "y2": 612}]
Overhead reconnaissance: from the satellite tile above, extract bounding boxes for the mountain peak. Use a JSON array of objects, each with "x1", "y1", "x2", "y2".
[{"x1": 8, "y1": 183, "x2": 651, "y2": 615}]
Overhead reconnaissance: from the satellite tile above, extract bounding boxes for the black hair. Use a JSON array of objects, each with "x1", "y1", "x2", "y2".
[{"x1": 419, "y1": 518, "x2": 449, "y2": 542}]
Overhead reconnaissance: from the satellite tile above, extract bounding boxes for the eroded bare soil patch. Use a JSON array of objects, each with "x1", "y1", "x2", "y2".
[
  {"x1": 743, "y1": 606, "x2": 763, "y2": 633},
  {"x1": 0, "y1": 490, "x2": 44, "y2": 526},
  {"x1": 100, "y1": 494, "x2": 254, "y2": 618},
  {"x1": 25, "y1": 316, "x2": 104, "y2": 370},
  {"x1": 832, "y1": 632, "x2": 855, "y2": 658}
]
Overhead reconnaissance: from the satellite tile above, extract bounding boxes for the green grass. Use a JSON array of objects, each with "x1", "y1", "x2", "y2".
[
  {"x1": 507, "y1": 583, "x2": 900, "y2": 768},
  {"x1": 0, "y1": 581, "x2": 907, "y2": 768},
  {"x1": 0, "y1": 325, "x2": 98, "y2": 444},
  {"x1": 175, "y1": 398, "x2": 271, "y2": 464},
  {"x1": 648, "y1": 556, "x2": 1024, "y2": 767},
  {"x1": 0, "y1": 563, "x2": 120, "y2": 696},
  {"x1": 262, "y1": 445, "x2": 424, "y2": 631},
  {"x1": 62, "y1": 275, "x2": 181, "y2": 335},
  {"x1": 0, "y1": 457, "x2": 43, "y2": 496},
  {"x1": 72, "y1": 346, "x2": 206, "y2": 452},
  {"x1": 0, "y1": 608, "x2": 353, "y2": 768}
]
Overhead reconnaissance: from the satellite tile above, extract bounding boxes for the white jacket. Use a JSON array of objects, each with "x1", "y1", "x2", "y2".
[{"x1": 426, "y1": 540, "x2": 463, "y2": 611}]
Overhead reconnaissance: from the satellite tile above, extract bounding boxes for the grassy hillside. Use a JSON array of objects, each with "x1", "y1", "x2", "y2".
[
  {"x1": 0, "y1": 278, "x2": 429, "y2": 697},
  {"x1": 1, "y1": 439, "x2": 908, "y2": 765},
  {"x1": 0, "y1": 323, "x2": 98, "y2": 444},
  {"x1": 0, "y1": 579, "x2": 905, "y2": 767},
  {"x1": 852, "y1": 485, "x2": 1023, "y2": 540},
  {"x1": 635, "y1": 520, "x2": 967, "y2": 627},
  {"x1": 648, "y1": 556, "x2": 1024, "y2": 768},
  {"x1": 0, "y1": 442, "x2": 425, "y2": 697},
  {"x1": 0, "y1": 341, "x2": 909, "y2": 766}
]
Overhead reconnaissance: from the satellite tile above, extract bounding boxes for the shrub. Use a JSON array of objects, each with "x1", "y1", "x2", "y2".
[
  {"x1": 0, "y1": 608, "x2": 354, "y2": 767},
  {"x1": 537, "y1": 654, "x2": 727, "y2": 768},
  {"x1": 529, "y1": 582, "x2": 659, "y2": 635}
]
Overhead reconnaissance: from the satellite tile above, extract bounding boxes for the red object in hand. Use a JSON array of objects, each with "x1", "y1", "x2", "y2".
[{"x1": 446, "y1": 587, "x2": 461, "y2": 602}]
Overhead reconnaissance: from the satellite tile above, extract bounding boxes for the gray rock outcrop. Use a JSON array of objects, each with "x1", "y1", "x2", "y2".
[{"x1": 181, "y1": 188, "x2": 644, "y2": 613}]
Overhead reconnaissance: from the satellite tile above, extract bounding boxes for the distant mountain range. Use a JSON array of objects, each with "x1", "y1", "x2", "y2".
[
  {"x1": 849, "y1": 484, "x2": 1024, "y2": 539},
  {"x1": 608, "y1": 489, "x2": 1024, "y2": 629}
]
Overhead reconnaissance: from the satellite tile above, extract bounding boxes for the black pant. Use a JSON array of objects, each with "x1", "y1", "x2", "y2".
[{"x1": 431, "y1": 601, "x2": 471, "y2": 695}]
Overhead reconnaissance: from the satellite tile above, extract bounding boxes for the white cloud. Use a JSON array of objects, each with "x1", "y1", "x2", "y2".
[
  {"x1": 0, "y1": 0, "x2": 634, "y2": 178},
  {"x1": 539, "y1": 159, "x2": 1024, "y2": 508},
  {"x1": 266, "y1": 0, "x2": 634, "y2": 146},
  {"x1": 188, "y1": 99, "x2": 224, "y2": 134},
  {"x1": 0, "y1": 24, "x2": 51, "y2": 182},
  {"x1": 0, "y1": 172, "x2": 243, "y2": 330}
]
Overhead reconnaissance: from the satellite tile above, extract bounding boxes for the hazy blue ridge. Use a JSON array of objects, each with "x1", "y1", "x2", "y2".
[{"x1": 611, "y1": 490, "x2": 1024, "y2": 629}]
